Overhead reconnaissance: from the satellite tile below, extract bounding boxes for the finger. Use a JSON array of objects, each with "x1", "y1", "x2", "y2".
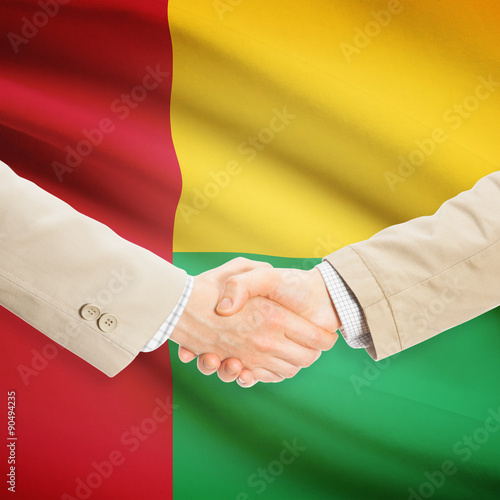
[
  {"x1": 234, "y1": 348, "x2": 302, "y2": 381},
  {"x1": 250, "y1": 367, "x2": 285, "y2": 383},
  {"x1": 279, "y1": 304, "x2": 339, "y2": 352},
  {"x1": 249, "y1": 300, "x2": 336, "y2": 364},
  {"x1": 264, "y1": 359, "x2": 301, "y2": 379},
  {"x1": 216, "y1": 355, "x2": 296, "y2": 384},
  {"x1": 217, "y1": 358, "x2": 245, "y2": 383},
  {"x1": 236, "y1": 369, "x2": 257, "y2": 388},
  {"x1": 272, "y1": 346, "x2": 322, "y2": 368},
  {"x1": 217, "y1": 268, "x2": 281, "y2": 316},
  {"x1": 210, "y1": 258, "x2": 273, "y2": 291},
  {"x1": 196, "y1": 353, "x2": 222, "y2": 376},
  {"x1": 178, "y1": 346, "x2": 197, "y2": 363}
]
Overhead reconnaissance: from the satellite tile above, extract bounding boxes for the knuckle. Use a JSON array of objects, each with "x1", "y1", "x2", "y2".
[
  {"x1": 225, "y1": 358, "x2": 241, "y2": 374},
  {"x1": 233, "y1": 256, "x2": 249, "y2": 265},
  {"x1": 197, "y1": 358, "x2": 209, "y2": 374},
  {"x1": 225, "y1": 275, "x2": 244, "y2": 294},
  {"x1": 225, "y1": 275, "x2": 239, "y2": 287},
  {"x1": 236, "y1": 322, "x2": 252, "y2": 337},
  {"x1": 264, "y1": 304, "x2": 283, "y2": 329},
  {"x1": 305, "y1": 329, "x2": 320, "y2": 350},
  {"x1": 246, "y1": 309, "x2": 264, "y2": 329},
  {"x1": 252, "y1": 334, "x2": 274, "y2": 353}
]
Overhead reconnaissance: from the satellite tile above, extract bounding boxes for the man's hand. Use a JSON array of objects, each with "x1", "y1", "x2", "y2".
[
  {"x1": 170, "y1": 259, "x2": 337, "y2": 383},
  {"x1": 217, "y1": 267, "x2": 340, "y2": 332}
]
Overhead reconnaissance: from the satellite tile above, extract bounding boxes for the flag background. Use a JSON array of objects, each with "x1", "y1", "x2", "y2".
[
  {"x1": 0, "y1": 1, "x2": 499, "y2": 499},
  {"x1": 169, "y1": 2, "x2": 500, "y2": 499}
]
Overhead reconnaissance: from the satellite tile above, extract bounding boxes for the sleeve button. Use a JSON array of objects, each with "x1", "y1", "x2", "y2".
[
  {"x1": 80, "y1": 304, "x2": 101, "y2": 321},
  {"x1": 98, "y1": 313, "x2": 118, "y2": 333}
]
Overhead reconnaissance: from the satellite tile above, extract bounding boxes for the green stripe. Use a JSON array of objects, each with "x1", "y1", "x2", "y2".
[{"x1": 172, "y1": 252, "x2": 500, "y2": 500}]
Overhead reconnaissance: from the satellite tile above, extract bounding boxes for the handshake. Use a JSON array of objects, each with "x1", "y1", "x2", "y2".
[{"x1": 169, "y1": 258, "x2": 341, "y2": 388}]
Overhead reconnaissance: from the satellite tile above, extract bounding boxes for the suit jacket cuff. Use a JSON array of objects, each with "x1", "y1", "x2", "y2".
[{"x1": 324, "y1": 246, "x2": 402, "y2": 361}]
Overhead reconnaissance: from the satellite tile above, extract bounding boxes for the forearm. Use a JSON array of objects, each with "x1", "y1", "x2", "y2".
[
  {"x1": 325, "y1": 172, "x2": 500, "y2": 360},
  {"x1": 0, "y1": 161, "x2": 186, "y2": 376}
]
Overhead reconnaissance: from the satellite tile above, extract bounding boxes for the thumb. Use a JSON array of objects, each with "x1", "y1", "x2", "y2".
[{"x1": 216, "y1": 268, "x2": 280, "y2": 316}]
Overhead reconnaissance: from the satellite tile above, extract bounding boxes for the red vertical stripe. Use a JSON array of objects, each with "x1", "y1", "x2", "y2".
[{"x1": 0, "y1": 1, "x2": 180, "y2": 498}]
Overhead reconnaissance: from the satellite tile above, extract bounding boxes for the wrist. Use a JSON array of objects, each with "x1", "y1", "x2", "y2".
[
  {"x1": 307, "y1": 267, "x2": 341, "y2": 332},
  {"x1": 169, "y1": 275, "x2": 218, "y2": 354}
]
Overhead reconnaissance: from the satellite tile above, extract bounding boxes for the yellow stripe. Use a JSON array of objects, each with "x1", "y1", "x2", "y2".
[{"x1": 170, "y1": 0, "x2": 499, "y2": 256}]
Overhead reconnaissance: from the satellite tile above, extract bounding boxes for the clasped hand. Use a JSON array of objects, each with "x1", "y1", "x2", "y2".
[{"x1": 169, "y1": 258, "x2": 340, "y2": 387}]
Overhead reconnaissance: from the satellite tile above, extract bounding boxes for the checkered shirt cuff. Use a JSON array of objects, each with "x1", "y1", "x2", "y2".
[
  {"x1": 142, "y1": 275, "x2": 194, "y2": 352},
  {"x1": 316, "y1": 261, "x2": 373, "y2": 349}
]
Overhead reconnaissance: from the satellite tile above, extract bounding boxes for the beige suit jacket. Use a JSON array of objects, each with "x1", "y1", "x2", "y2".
[
  {"x1": 2, "y1": 159, "x2": 498, "y2": 375},
  {"x1": 0, "y1": 161, "x2": 186, "y2": 376},
  {"x1": 327, "y1": 171, "x2": 500, "y2": 360}
]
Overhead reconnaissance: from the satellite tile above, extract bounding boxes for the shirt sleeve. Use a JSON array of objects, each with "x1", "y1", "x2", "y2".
[
  {"x1": 142, "y1": 275, "x2": 194, "y2": 352},
  {"x1": 316, "y1": 261, "x2": 373, "y2": 349}
]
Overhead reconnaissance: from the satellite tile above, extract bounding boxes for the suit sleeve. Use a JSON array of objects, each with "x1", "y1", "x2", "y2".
[
  {"x1": 326, "y1": 171, "x2": 500, "y2": 361},
  {"x1": 0, "y1": 161, "x2": 187, "y2": 376}
]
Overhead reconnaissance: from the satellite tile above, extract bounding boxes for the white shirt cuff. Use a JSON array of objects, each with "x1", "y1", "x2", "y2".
[
  {"x1": 316, "y1": 261, "x2": 373, "y2": 349},
  {"x1": 141, "y1": 275, "x2": 194, "y2": 352}
]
